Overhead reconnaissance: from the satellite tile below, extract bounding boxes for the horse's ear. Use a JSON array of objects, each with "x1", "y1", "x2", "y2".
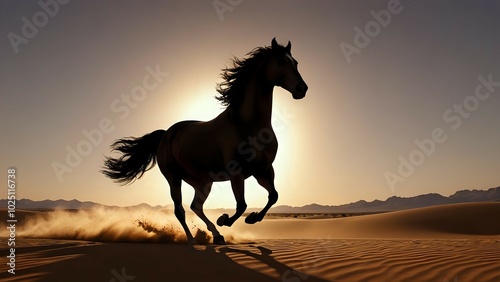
[
  {"x1": 271, "y1": 38, "x2": 279, "y2": 49},
  {"x1": 285, "y1": 41, "x2": 291, "y2": 53}
]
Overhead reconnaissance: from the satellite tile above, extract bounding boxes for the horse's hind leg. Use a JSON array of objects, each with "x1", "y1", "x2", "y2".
[
  {"x1": 190, "y1": 182, "x2": 226, "y2": 245},
  {"x1": 166, "y1": 174, "x2": 195, "y2": 243},
  {"x1": 246, "y1": 167, "x2": 278, "y2": 224}
]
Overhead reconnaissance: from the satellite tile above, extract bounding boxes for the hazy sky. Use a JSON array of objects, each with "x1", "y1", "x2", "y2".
[{"x1": 1, "y1": 0, "x2": 499, "y2": 208}]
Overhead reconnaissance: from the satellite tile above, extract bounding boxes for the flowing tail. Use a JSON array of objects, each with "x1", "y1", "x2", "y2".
[{"x1": 101, "y1": 129, "x2": 166, "y2": 185}]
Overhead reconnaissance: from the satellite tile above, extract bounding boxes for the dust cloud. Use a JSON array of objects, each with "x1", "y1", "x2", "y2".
[{"x1": 1, "y1": 207, "x2": 251, "y2": 244}]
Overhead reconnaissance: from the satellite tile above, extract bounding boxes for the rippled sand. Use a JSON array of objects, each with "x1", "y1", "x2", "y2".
[{"x1": 1, "y1": 202, "x2": 499, "y2": 281}]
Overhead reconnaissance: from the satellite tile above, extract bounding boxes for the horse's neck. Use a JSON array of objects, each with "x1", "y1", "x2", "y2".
[{"x1": 237, "y1": 70, "x2": 274, "y2": 129}]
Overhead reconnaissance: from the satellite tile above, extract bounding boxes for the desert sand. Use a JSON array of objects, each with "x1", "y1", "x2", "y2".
[{"x1": 1, "y1": 202, "x2": 499, "y2": 281}]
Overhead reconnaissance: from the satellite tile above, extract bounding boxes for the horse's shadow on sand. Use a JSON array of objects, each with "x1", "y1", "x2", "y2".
[
  {"x1": 197, "y1": 244, "x2": 330, "y2": 282},
  {"x1": 19, "y1": 239, "x2": 331, "y2": 282}
]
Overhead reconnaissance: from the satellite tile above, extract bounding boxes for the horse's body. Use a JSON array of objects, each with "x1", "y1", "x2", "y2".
[{"x1": 102, "y1": 38, "x2": 308, "y2": 244}]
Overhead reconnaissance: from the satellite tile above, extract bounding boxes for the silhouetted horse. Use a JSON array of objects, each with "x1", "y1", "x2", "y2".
[{"x1": 102, "y1": 38, "x2": 308, "y2": 244}]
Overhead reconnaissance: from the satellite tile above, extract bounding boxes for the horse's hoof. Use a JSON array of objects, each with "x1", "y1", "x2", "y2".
[
  {"x1": 187, "y1": 238, "x2": 197, "y2": 245},
  {"x1": 217, "y1": 213, "x2": 229, "y2": 226},
  {"x1": 245, "y1": 212, "x2": 260, "y2": 224},
  {"x1": 213, "y1": 235, "x2": 226, "y2": 245}
]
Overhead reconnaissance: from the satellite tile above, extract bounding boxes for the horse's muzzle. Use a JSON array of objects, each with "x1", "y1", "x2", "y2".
[{"x1": 293, "y1": 82, "x2": 308, "y2": 99}]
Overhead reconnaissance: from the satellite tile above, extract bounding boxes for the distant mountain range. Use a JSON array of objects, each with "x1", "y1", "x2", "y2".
[
  {"x1": 0, "y1": 199, "x2": 168, "y2": 211},
  {"x1": 2, "y1": 186, "x2": 499, "y2": 213},
  {"x1": 271, "y1": 186, "x2": 500, "y2": 213}
]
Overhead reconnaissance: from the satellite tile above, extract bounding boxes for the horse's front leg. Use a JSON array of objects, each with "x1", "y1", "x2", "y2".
[
  {"x1": 217, "y1": 175, "x2": 247, "y2": 227},
  {"x1": 245, "y1": 166, "x2": 278, "y2": 224}
]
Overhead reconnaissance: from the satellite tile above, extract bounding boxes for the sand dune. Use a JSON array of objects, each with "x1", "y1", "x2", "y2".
[
  {"x1": 228, "y1": 202, "x2": 500, "y2": 239},
  {"x1": 1, "y1": 202, "x2": 499, "y2": 281}
]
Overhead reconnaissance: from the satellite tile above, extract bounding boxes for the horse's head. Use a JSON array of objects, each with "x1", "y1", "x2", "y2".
[{"x1": 267, "y1": 38, "x2": 308, "y2": 99}]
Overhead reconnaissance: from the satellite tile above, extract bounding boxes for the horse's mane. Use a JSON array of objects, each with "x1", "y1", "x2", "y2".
[{"x1": 215, "y1": 44, "x2": 288, "y2": 108}]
